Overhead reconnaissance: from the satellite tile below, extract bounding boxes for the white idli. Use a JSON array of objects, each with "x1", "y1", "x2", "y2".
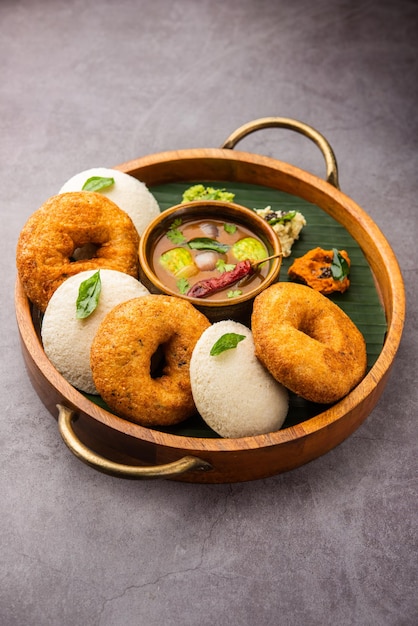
[
  {"x1": 41, "y1": 269, "x2": 150, "y2": 394},
  {"x1": 190, "y1": 320, "x2": 288, "y2": 438},
  {"x1": 59, "y1": 167, "x2": 160, "y2": 235}
]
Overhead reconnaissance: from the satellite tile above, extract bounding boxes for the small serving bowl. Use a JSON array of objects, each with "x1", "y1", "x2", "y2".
[{"x1": 138, "y1": 200, "x2": 282, "y2": 322}]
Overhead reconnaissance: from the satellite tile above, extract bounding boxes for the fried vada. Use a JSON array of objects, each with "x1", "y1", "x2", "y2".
[
  {"x1": 251, "y1": 283, "x2": 367, "y2": 404},
  {"x1": 90, "y1": 295, "x2": 211, "y2": 427},
  {"x1": 16, "y1": 191, "x2": 139, "y2": 312}
]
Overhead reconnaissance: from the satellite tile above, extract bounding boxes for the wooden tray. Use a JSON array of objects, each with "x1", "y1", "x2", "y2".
[{"x1": 15, "y1": 118, "x2": 405, "y2": 483}]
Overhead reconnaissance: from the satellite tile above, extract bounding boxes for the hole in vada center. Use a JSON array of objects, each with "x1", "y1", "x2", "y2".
[
  {"x1": 150, "y1": 343, "x2": 168, "y2": 379},
  {"x1": 71, "y1": 243, "x2": 100, "y2": 261}
]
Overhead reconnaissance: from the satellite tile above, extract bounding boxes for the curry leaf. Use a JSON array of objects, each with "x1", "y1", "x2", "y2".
[
  {"x1": 188, "y1": 237, "x2": 230, "y2": 253},
  {"x1": 267, "y1": 210, "x2": 296, "y2": 225}
]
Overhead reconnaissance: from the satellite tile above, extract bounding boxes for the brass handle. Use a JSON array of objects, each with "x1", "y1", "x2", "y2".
[
  {"x1": 57, "y1": 404, "x2": 212, "y2": 479},
  {"x1": 221, "y1": 116, "x2": 339, "y2": 189}
]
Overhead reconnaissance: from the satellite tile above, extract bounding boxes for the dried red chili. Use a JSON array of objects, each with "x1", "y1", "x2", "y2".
[{"x1": 186, "y1": 260, "x2": 253, "y2": 298}]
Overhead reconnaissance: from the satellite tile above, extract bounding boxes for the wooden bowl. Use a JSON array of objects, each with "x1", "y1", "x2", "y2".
[
  {"x1": 15, "y1": 117, "x2": 405, "y2": 483},
  {"x1": 138, "y1": 199, "x2": 282, "y2": 323}
]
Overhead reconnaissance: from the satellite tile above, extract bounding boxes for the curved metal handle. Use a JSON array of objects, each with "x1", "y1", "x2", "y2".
[
  {"x1": 57, "y1": 404, "x2": 212, "y2": 479},
  {"x1": 221, "y1": 116, "x2": 339, "y2": 189}
]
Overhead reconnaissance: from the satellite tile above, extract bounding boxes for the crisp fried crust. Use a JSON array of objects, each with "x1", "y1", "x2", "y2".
[
  {"x1": 251, "y1": 283, "x2": 367, "y2": 404},
  {"x1": 90, "y1": 295, "x2": 211, "y2": 427},
  {"x1": 16, "y1": 191, "x2": 139, "y2": 311}
]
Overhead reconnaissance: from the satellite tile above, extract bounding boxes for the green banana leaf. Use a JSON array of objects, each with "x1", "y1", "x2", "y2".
[{"x1": 88, "y1": 180, "x2": 387, "y2": 438}]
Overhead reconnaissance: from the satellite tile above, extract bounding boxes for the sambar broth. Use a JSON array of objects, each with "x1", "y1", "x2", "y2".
[{"x1": 151, "y1": 217, "x2": 271, "y2": 300}]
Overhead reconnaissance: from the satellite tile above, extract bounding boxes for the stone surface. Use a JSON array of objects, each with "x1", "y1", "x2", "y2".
[{"x1": 1, "y1": 1, "x2": 417, "y2": 624}]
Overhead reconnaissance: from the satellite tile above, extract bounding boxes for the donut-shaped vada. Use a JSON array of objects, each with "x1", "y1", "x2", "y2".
[
  {"x1": 90, "y1": 295, "x2": 211, "y2": 427},
  {"x1": 16, "y1": 191, "x2": 139, "y2": 312},
  {"x1": 251, "y1": 283, "x2": 367, "y2": 404}
]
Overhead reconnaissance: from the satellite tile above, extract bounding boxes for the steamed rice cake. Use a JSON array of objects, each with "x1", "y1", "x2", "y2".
[
  {"x1": 59, "y1": 167, "x2": 160, "y2": 236},
  {"x1": 41, "y1": 269, "x2": 150, "y2": 394},
  {"x1": 190, "y1": 320, "x2": 288, "y2": 438}
]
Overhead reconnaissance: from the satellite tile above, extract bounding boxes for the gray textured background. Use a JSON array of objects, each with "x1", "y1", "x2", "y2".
[{"x1": 1, "y1": 1, "x2": 417, "y2": 625}]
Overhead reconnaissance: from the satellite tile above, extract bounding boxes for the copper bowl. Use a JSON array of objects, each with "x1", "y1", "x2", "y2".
[{"x1": 138, "y1": 200, "x2": 282, "y2": 323}]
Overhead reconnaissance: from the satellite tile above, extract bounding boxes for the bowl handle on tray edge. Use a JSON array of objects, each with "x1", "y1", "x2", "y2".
[
  {"x1": 57, "y1": 404, "x2": 212, "y2": 479},
  {"x1": 221, "y1": 116, "x2": 339, "y2": 189}
]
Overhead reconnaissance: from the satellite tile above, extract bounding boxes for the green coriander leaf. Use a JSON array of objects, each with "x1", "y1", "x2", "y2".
[
  {"x1": 167, "y1": 219, "x2": 186, "y2": 244},
  {"x1": 227, "y1": 289, "x2": 242, "y2": 298},
  {"x1": 167, "y1": 229, "x2": 186, "y2": 244},
  {"x1": 216, "y1": 259, "x2": 236, "y2": 273},
  {"x1": 176, "y1": 277, "x2": 190, "y2": 294},
  {"x1": 210, "y1": 332, "x2": 246, "y2": 356},
  {"x1": 76, "y1": 271, "x2": 101, "y2": 319},
  {"x1": 224, "y1": 223, "x2": 237, "y2": 234},
  {"x1": 82, "y1": 176, "x2": 115, "y2": 192},
  {"x1": 187, "y1": 237, "x2": 230, "y2": 253},
  {"x1": 330, "y1": 248, "x2": 350, "y2": 281}
]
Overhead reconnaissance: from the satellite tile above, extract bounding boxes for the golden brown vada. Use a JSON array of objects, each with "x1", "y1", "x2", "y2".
[
  {"x1": 90, "y1": 295, "x2": 211, "y2": 427},
  {"x1": 16, "y1": 191, "x2": 139, "y2": 312},
  {"x1": 251, "y1": 282, "x2": 367, "y2": 404}
]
